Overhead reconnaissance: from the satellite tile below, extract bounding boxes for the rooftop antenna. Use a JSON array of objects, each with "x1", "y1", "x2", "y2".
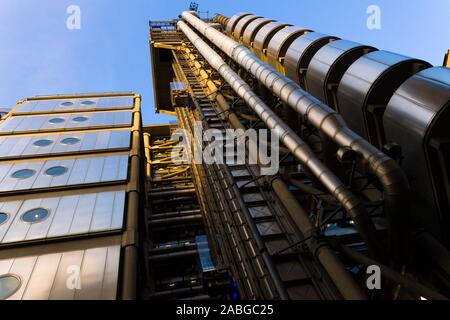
[
  {"x1": 189, "y1": 1, "x2": 199, "y2": 12},
  {"x1": 188, "y1": 2, "x2": 210, "y2": 20}
]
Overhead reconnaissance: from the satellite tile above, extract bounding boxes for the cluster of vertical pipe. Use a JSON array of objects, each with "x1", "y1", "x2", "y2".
[
  {"x1": 180, "y1": 11, "x2": 414, "y2": 263},
  {"x1": 177, "y1": 20, "x2": 367, "y2": 299}
]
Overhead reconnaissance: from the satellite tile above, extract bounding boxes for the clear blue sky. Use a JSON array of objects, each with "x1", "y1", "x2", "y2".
[{"x1": 0, "y1": 0, "x2": 449, "y2": 124}]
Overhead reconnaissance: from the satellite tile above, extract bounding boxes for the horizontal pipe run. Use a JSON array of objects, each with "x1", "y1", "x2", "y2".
[
  {"x1": 148, "y1": 250, "x2": 198, "y2": 263},
  {"x1": 150, "y1": 243, "x2": 197, "y2": 255},
  {"x1": 150, "y1": 214, "x2": 203, "y2": 227},
  {"x1": 152, "y1": 209, "x2": 202, "y2": 219},
  {"x1": 150, "y1": 285, "x2": 204, "y2": 299},
  {"x1": 149, "y1": 188, "x2": 196, "y2": 199},
  {"x1": 149, "y1": 186, "x2": 195, "y2": 193}
]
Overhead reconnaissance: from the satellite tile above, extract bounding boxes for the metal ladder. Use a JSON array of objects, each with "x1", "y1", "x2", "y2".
[{"x1": 172, "y1": 42, "x2": 341, "y2": 300}]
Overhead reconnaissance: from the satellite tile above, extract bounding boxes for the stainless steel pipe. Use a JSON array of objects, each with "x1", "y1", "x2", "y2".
[
  {"x1": 181, "y1": 11, "x2": 411, "y2": 262},
  {"x1": 178, "y1": 18, "x2": 380, "y2": 261}
]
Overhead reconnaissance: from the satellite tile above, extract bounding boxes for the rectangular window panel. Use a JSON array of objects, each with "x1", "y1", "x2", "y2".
[
  {"x1": 0, "y1": 130, "x2": 130, "y2": 159},
  {"x1": 0, "y1": 111, "x2": 133, "y2": 135},
  {"x1": 0, "y1": 155, "x2": 129, "y2": 193},
  {"x1": 0, "y1": 190, "x2": 126, "y2": 244},
  {"x1": 15, "y1": 96, "x2": 134, "y2": 114},
  {"x1": 0, "y1": 244, "x2": 120, "y2": 300}
]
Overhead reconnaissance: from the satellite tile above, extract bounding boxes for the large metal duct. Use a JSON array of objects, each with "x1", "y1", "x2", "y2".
[
  {"x1": 177, "y1": 20, "x2": 380, "y2": 259},
  {"x1": 266, "y1": 26, "x2": 311, "y2": 72},
  {"x1": 232, "y1": 14, "x2": 262, "y2": 41},
  {"x1": 384, "y1": 66, "x2": 450, "y2": 247},
  {"x1": 253, "y1": 22, "x2": 291, "y2": 60},
  {"x1": 306, "y1": 40, "x2": 376, "y2": 110},
  {"x1": 214, "y1": 14, "x2": 230, "y2": 27},
  {"x1": 225, "y1": 12, "x2": 251, "y2": 36},
  {"x1": 241, "y1": 17, "x2": 273, "y2": 46},
  {"x1": 337, "y1": 51, "x2": 431, "y2": 149},
  {"x1": 180, "y1": 11, "x2": 414, "y2": 262},
  {"x1": 177, "y1": 20, "x2": 367, "y2": 299},
  {"x1": 284, "y1": 32, "x2": 339, "y2": 89}
]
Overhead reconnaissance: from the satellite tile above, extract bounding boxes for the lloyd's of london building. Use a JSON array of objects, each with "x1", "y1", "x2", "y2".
[
  {"x1": 1, "y1": 7, "x2": 450, "y2": 301},
  {"x1": 0, "y1": 93, "x2": 144, "y2": 300}
]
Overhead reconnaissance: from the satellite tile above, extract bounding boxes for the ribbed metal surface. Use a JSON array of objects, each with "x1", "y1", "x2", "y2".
[
  {"x1": 178, "y1": 21, "x2": 381, "y2": 289},
  {"x1": 0, "y1": 155, "x2": 129, "y2": 193},
  {"x1": 283, "y1": 32, "x2": 338, "y2": 86},
  {"x1": 226, "y1": 12, "x2": 251, "y2": 35},
  {"x1": 232, "y1": 14, "x2": 261, "y2": 40},
  {"x1": 266, "y1": 26, "x2": 310, "y2": 71},
  {"x1": 384, "y1": 66, "x2": 450, "y2": 238},
  {"x1": 241, "y1": 17, "x2": 273, "y2": 45},
  {"x1": 15, "y1": 96, "x2": 134, "y2": 114},
  {"x1": 253, "y1": 22, "x2": 290, "y2": 59},
  {"x1": 0, "y1": 111, "x2": 133, "y2": 135},
  {"x1": 337, "y1": 50, "x2": 431, "y2": 145},
  {"x1": 181, "y1": 10, "x2": 410, "y2": 264},
  {"x1": 0, "y1": 130, "x2": 130, "y2": 159},
  {"x1": 0, "y1": 191, "x2": 125, "y2": 244},
  {"x1": 306, "y1": 40, "x2": 376, "y2": 108},
  {"x1": 0, "y1": 244, "x2": 120, "y2": 300}
]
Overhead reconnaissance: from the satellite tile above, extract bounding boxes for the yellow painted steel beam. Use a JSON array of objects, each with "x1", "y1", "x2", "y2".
[
  {"x1": 159, "y1": 110, "x2": 177, "y2": 116},
  {"x1": 160, "y1": 167, "x2": 190, "y2": 179},
  {"x1": 152, "y1": 43, "x2": 183, "y2": 50},
  {"x1": 143, "y1": 132, "x2": 152, "y2": 179},
  {"x1": 26, "y1": 92, "x2": 134, "y2": 101}
]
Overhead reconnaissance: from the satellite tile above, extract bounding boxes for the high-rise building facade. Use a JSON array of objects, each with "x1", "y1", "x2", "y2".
[
  {"x1": 0, "y1": 93, "x2": 144, "y2": 300},
  {"x1": 1, "y1": 7, "x2": 449, "y2": 301},
  {"x1": 147, "y1": 11, "x2": 450, "y2": 300}
]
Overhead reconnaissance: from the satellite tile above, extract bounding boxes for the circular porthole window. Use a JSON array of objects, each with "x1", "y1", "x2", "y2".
[
  {"x1": 61, "y1": 137, "x2": 80, "y2": 145},
  {"x1": 11, "y1": 169, "x2": 36, "y2": 179},
  {"x1": 21, "y1": 208, "x2": 49, "y2": 224},
  {"x1": 49, "y1": 117, "x2": 65, "y2": 124},
  {"x1": 0, "y1": 212, "x2": 9, "y2": 226},
  {"x1": 0, "y1": 274, "x2": 21, "y2": 300},
  {"x1": 33, "y1": 139, "x2": 53, "y2": 147},
  {"x1": 45, "y1": 166, "x2": 68, "y2": 176},
  {"x1": 81, "y1": 100, "x2": 95, "y2": 106},
  {"x1": 72, "y1": 116, "x2": 88, "y2": 123},
  {"x1": 60, "y1": 101, "x2": 74, "y2": 107}
]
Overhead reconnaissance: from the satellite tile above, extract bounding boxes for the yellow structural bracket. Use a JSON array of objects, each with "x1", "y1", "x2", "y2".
[{"x1": 445, "y1": 50, "x2": 450, "y2": 68}]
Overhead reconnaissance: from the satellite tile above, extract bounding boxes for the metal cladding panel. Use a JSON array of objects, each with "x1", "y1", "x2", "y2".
[
  {"x1": 384, "y1": 67, "x2": 450, "y2": 235},
  {"x1": 0, "y1": 130, "x2": 130, "y2": 159},
  {"x1": 337, "y1": 50, "x2": 432, "y2": 144},
  {"x1": 306, "y1": 40, "x2": 376, "y2": 106},
  {"x1": 266, "y1": 26, "x2": 310, "y2": 69},
  {"x1": 283, "y1": 32, "x2": 338, "y2": 85},
  {"x1": 253, "y1": 22, "x2": 291, "y2": 59},
  {"x1": 0, "y1": 191, "x2": 125, "y2": 244},
  {"x1": 226, "y1": 12, "x2": 251, "y2": 35},
  {"x1": 15, "y1": 96, "x2": 134, "y2": 114},
  {"x1": 242, "y1": 17, "x2": 273, "y2": 45},
  {"x1": 232, "y1": 14, "x2": 261, "y2": 40},
  {"x1": 0, "y1": 244, "x2": 120, "y2": 300},
  {"x1": 0, "y1": 111, "x2": 133, "y2": 135},
  {"x1": 0, "y1": 155, "x2": 129, "y2": 193}
]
